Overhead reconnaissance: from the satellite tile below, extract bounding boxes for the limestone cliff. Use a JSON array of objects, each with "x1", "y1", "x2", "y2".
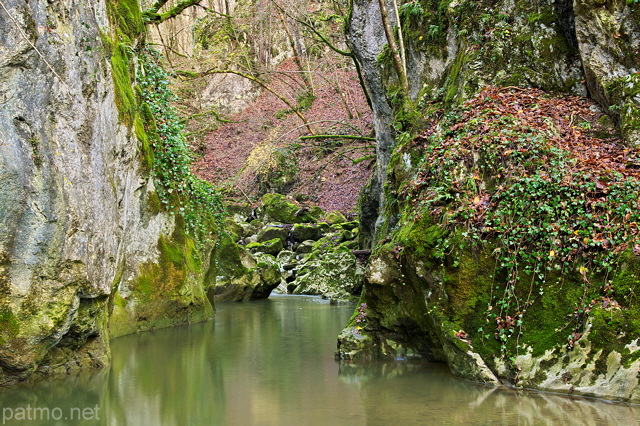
[
  {"x1": 0, "y1": 0, "x2": 216, "y2": 385},
  {"x1": 340, "y1": 0, "x2": 640, "y2": 402}
]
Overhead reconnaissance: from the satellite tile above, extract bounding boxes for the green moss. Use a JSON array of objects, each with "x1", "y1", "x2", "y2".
[
  {"x1": 106, "y1": 0, "x2": 145, "y2": 42},
  {"x1": 394, "y1": 215, "x2": 447, "y2": 262},
  {"x1": 223, "y1": 219, "x2": 244, "y2": 242},
  {"x1": 346, "y1": 292, "x2": 368, "y2": 327},
  {"x1": 309, "y1": 206, "x2": 324, "y2": 220},
  {"x1": 589, "y1": 307, "x2": 637, "y2": 351},
  {"x1": 528, "y1": 11, "x2": 557, "y2": 26},
  {"x1": 160, "y1": 218, "x2": 201, "y2": 273},
  {"x1": 538, "y1": 33, "x2": 573, "y2": 61},
  {"x1": 113, "y1": 293, "x2": 127, "y2": 309},
  {"x1": 0, "y1": 309, "x2": 19, "y2": 346},
  {"x1": 215, "y1": 234, "x2": 249, "y2": 277},
  {"x1": 116, "y1": 218, "x2": 212, "y2": 337},
  {"x1": 324, "y1": 211, "x2": 347, "y2": 223},
  {"x1": 110, "y1": 42, "x2": 137, "y2": 127},
  {"x1": 146, "y1": 190, "x2": 162, "y2": 215},
  {"x1": 261, "y1": 193, "x2": 321, "y2": 223},
  {"x1": 134, "y1": 115, "x2": 154, "y2": 173},
  {"x1": 103, "y1": 0, "x2": 145, "y2": 128},
  {"x1": 621, "y1": 103, "x2": 640, "y2": 139},
  {"x1": 443, "y1": 248, "x2": 493, "y2": 326},
  {"x1": 611, "y1": 250, "x2": 640, "y2": 306},
  {"x1": 520, "y1": 275, "x2": 583, "y2": 357},
  {"x1": 443, "y1": 49, "x2": 469, "y2": 105},
  {"x1": 131, "y1": 218, "x2": 201, "y2": 302},
  {"x1": 246, "y1": 238, "x2": 284, "y2": 255}
]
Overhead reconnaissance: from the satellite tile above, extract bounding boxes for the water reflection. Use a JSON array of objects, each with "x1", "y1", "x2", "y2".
[
  {"x1": 108, "y1": 295, "x2": 362, "y2": 425},
  {"x1": 339, "y1": 361, "x2": 640, "y2": 425},
  {"x1": 0, "y1": 295, "x2": 639, "y2": 425}
]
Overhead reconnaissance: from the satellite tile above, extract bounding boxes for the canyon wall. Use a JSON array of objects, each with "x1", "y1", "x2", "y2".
[{"x1": 0, "y1": 0, "x2": 214, "y2": 385}]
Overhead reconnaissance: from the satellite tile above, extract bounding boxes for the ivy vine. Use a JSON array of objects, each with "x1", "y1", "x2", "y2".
[
  {"x1": 403, "y1": 86, "x2": 640, "y2": 360},
  {"x1": 137, "y1": 47, "x2": 224, "y2": 245}
]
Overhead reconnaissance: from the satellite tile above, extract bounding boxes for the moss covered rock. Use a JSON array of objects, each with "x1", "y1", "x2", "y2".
[
  {"x1": 292, "y1": 250, "x2": 364, "y2": 302},
  {"x1": 109, "y1": 219, "x2": 214, "y2": 338},
  {"x1": 209, "y1": 234, "x2": 282, "y2": 302},
  {"x1": 341, "y1": 81, "x2": 640, "y2": 401},
  {"x1": 258, "y1": 193, "x2": 322, "y2": 223},
  {"x1": 256, "y1": 147, "x2": 299, "y2": 195},
  {"x1": 574, "y1": 0, "x2": 640, "y2": 146},
  {"x1": 257, "y1": 225, "x2": 289, "y2": 244},
  {"x1": 292, "y1": 223, "x2": 322, "y2": 241},
  {"x1": 247, "y1": 238, "x2": 284, "y2": 256},
  {"x1": 0, "y1": 0, "x2": 222, "y2": 385}
]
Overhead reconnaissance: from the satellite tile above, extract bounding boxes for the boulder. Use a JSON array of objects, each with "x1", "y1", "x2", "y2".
[
  {"x1": 294, "y1": 240, "x2": 315, "y2": 254},
  {"x1": 247, "y1": 238, "x2": 284, "y2": 256},
  {"x1": 258, "y1": 193, "x2": 323, "y2": 223},
  {"x1": 257, "y1": 225, "x2": 289, "y2": 244},
  {"x1": 292, "y1": 223, "x2": 322, "y2": 241},
  {"x1": 210, "y1": 235, "x2": 281, "y2": 302},
  {"x1": 292, "y1": 250, "x2": 364, "y2": 301}
]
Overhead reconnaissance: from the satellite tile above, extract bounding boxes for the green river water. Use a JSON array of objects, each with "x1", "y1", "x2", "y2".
[{"x1": 1, "y1": 295, "x2": 639, "y2": 425}]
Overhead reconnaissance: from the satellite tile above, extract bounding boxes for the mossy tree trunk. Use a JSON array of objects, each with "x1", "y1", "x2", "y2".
[{"x1": 143, "y1": 0, "x2": 203, "y2": 24}]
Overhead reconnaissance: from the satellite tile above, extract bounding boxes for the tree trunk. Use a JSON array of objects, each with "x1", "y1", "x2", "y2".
[{"x1": 377, "y1": 0, "x2": 408, "y2": 94}]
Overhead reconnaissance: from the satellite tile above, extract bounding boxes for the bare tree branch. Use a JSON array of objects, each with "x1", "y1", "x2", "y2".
[
  {"x1": 270, "y1": 0, "x2": 372, "y2": 108},
  {"x1": 177, "y1": 68, "x2": 316, "y2": 135}
]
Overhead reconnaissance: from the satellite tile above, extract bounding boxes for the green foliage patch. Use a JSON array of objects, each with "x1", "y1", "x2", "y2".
[
  {"x1": 0, "y1": 309, "x2": 19, "y2": 346},
  {"x1": 137, "y1": 47, "x2": 224, "y2": 245},
  {"x1": 394, "y1": 86, "x2": 640, "y2": 366}
]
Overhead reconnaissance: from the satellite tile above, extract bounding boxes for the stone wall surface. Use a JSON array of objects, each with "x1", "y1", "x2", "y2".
[{"x1": 0, "y1": 0, "x2": 212, "y2": 385}]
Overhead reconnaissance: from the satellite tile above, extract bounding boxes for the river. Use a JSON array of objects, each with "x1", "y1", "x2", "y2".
[{"x1": 0, "y1": 295, "x2": 639, "y2": 425}]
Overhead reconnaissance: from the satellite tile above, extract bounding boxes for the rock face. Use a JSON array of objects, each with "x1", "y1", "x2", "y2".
[
  {"x1": 0, "y1": 0, "x2": 214, "y2": 385},
  {"x1": 574, "y1": 0, "x2": 640, "y2": 145},
  {"x1": 340, "y1": 0, "x2": 640, "y2": 403}
]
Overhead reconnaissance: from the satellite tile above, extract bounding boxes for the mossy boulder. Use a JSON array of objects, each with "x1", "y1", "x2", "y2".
[
  {"x1": 256, "y1": 148, "x2": 299, "y2": 195},
  {"x1": 250, "y1": 253, "x2": 282, "y2": 299},
  {"x1": 340, "y1": 221, "x2": 359, "y2": 232},
  {"x1": 294, "y1": 240, "x2": 315, "y2": 254},
  {"x1": 276, "y1": 250, "x2": 297, "y2": 266},
  {"x1": 323, "y1": 211, "x2": 347, "y2": 224},
  {"x1": 257, "y1": 225, "x2": 289, "y2": 244},
  {"x1": 291, "y1": 223, "x2": 322, "y2": 241},
  {"x1": 209, "y1": 234, "x2": 281, "y2": 301},
  {"x1": 226, "y1": 203, "x2": 253, "y2": 222},
  {"x1": 312, "y1": 230, "x2": 353, "y2": 252},
  {"x1": 224, "y1": 219, "x2": 245, "y2": 242},
  {"x1": 292, "y1": 250, "x2": 364, "y2": 302},
  {"x1": 259, "y1": 193, "x2": 322, "y2": 223},
  {"x1": 247, "y1": 238, "x2": 284, "y2": 256},
  {"x1": 339, "y1": 85, "x2": 640, "y2": 401}
]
